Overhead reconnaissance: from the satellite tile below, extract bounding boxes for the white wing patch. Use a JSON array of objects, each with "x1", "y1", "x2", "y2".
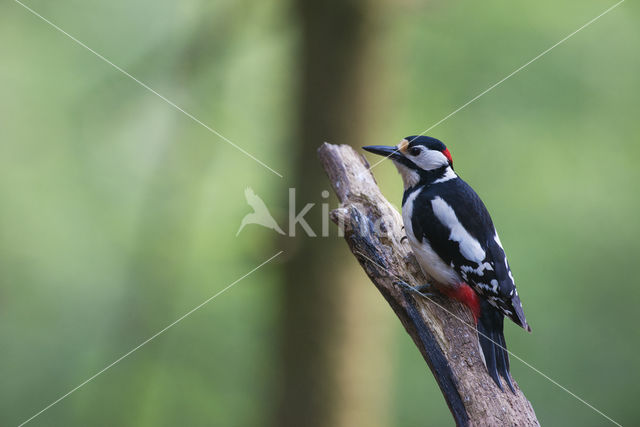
[
  {"x1": 403, "y1": 190, "x2": 461, "y2": 286},
  {"x1": 460, "y1": 262, "x2": 493, "y2": 277},
  {"x1": 431, "y1": 196, "x2": 486, "y2": 263}
]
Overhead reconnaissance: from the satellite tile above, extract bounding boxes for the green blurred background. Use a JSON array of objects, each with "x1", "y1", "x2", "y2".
[{"x1": 1, "y1": 0, "x2": 639, "y2": 425}]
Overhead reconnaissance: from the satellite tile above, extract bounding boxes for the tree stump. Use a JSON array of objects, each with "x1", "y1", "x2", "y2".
[{"x1": 318, "y1": 143, "x2": 539, "y2": 426}]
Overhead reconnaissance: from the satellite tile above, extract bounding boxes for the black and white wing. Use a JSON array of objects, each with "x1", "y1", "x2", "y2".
[{"x1": 411, "y1": 178, "x2": 530, "y2": 330}]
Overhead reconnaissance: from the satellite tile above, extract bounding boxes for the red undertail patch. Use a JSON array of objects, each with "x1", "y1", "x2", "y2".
[{"x1": 441, "y1": 283, "x2": 481, "y2": 323}]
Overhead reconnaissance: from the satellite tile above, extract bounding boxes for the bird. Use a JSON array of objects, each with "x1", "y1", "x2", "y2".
[
  {"x1": 236, "y1": 187, "x2": 285, "y2": 236},
  {"x1": 363, "y1": 136, "x2": 530, "y2": 392}
]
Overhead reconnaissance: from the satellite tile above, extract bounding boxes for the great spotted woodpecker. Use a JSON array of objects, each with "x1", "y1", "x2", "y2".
[{"x1": 363, "y1": 136, "x2": 530, "y2": 392}]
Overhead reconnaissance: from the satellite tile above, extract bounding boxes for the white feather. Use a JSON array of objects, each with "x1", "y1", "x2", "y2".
[
  {"x1": 393, "y1": 162, "x2": 420, "y2": 189},
  {"x1": 433, "y1": 166, "x2": 457, "y2": 184},
  {"x1": 410, "y1": 149, "x2": 449, "y2": 171},
  {"x1": 403, "y1": 190, "x2": 460, "y2": 285}
]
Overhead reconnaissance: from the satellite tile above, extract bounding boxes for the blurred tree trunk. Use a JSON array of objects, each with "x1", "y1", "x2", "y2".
[{"x1": 274, "y1": 1, "x2": 390, "y2": 427}]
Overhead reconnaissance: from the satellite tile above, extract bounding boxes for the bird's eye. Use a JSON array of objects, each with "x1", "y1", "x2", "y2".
[{"x1": 409, "y1": 147, "x2": 422, "y2": 156}]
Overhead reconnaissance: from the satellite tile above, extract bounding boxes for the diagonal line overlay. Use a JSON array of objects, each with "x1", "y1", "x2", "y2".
[
  {"x1": 367, "y1": 0, "x2": 625, "y2": 172},
  {"x1": 18, "y1": 251, "x2": 283, "y2": 426},
  {"x1": 355, "y1": 251, "x2": 622, "y2": 427},
  {"x1": 13, "y1": 0, "x2": 284, "y2": 178}
]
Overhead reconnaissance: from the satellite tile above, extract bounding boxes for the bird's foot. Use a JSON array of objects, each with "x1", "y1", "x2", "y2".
[
  {"x1": 415, "y1": 283, "x2": 434, "y2": 294},
  {"x1": 393, "y1": 280, "x2": 434, "y2": 298}
]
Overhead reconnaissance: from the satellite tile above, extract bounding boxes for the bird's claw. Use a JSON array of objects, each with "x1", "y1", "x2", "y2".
[
  {"x1": 393, "y1": 280, "x2": 434, "y2": 298},
  {"x1": 415, "y1": 283, "x2": 434, "y2": 294}
]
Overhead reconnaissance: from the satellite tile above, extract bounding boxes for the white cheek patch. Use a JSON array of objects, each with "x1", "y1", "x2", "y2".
[
  {"x1": 413, "y1": 150, "x2": 449, "y2": 171},
  {"x1": 431, "y1": 196, "x2": 486, "y2": 263}
]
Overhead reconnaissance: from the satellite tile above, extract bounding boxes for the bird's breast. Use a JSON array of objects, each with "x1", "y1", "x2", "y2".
[{"x1": 402, "y1": 188, "x2": 461, "y2": 287}]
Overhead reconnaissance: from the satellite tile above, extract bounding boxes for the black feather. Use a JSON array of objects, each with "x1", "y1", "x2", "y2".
[
  {"x1": 497, "y1": 328, "x2": 515, "y2": 392},
  {"x1": 477, "y1": 300, "x2": 515, "y2": 392},
  {"x1": 394, "y1": 139, "x2": 529, "y2": 392},
  {"x1": 406, "y1": 175, "x2": 530, "y2": 331}
]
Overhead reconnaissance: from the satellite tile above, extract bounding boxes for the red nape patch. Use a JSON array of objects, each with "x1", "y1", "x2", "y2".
[
  {"x1": 442, "y1": 148, "x2": 453, "y2": 166},
  {"x1": 441, "y1": 283, "x2": 481, "y2": 323}
]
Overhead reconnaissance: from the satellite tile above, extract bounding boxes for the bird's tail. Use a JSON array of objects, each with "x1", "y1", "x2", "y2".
[{"x1": 477, "y1": 299, "x2": 515, "y2": 392}]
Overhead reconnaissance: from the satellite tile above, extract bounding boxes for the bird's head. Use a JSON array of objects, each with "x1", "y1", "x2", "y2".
[{"x1": 363, "y1": 136, "x2": 453, "y2": 188}]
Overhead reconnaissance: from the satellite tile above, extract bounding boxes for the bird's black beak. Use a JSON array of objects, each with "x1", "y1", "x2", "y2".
[{"x1": 362, "y1": 145, "x2": 404, "y2": 161}]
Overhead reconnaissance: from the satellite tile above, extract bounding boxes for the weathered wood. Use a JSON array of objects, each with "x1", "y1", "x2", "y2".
[{"x1": 318, "y1": 143, "x2": 539, "y2": 427}]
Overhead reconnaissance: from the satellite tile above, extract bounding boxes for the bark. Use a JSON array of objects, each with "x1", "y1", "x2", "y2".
[{"x1": 318, "y1": 143, "x2": 540, "y2": 427}]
